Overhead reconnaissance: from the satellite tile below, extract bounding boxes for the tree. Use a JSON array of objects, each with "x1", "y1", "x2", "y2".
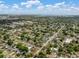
[
  {"x1": 3, "y1": 34, "x2": 9, "y2": 40},
  {"x1": 0, "y1": 54, "x2": 4, "y2": 58},
  {"x1": 46, "y1": 48, "x2": 52, "y2": 54},
  {"x1": 20, "y1": 33, "x2": 26, "y2": 40},
  {"x1": 16, "y1": 43, "x2": 28, "y2": 53},
  {"x1": 66, "y1": 41, "x2": 79, "y2": 54},
  {"x1": 25, "y1": 53, "x2": 33, "y2": 58},
  {"x1": 36, "y1": 51, "x2": 47, "y2": 58},
  {"x1": 7, "y1": 39, "x2": 13, "y2": 46},
  {"x1": 0, "y1": 50, "x2": 4, "y2": 58},
  {"x1": 20, "y1": 32, "x2": 30, "y2": 41},
  {"x1": 62, "y1": 30, "x2": 68, "y2": 35}
]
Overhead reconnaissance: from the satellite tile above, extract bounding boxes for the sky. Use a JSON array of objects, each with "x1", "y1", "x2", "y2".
[{"x1": 0, "y1": 0, "x2": 79, "y2": 15}]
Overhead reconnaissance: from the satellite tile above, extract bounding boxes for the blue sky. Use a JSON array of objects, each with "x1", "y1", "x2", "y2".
[{"x1": 0, "y1": 0, "x2": 79, "y2": 15}]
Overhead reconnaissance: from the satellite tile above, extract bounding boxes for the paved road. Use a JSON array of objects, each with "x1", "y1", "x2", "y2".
[{"x1": 33, "y1": 26, "x2": 64, "y2": 57}]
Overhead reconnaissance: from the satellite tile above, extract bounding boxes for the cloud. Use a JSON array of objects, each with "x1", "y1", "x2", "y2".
[
  {"x1": 0, "y1": 4, "x2": 8, "y2": 9},
  {"x1": 21, "y1": 0, "x2": 42, "y2": 8},
  {"x1": 12, "y1": 4, "x2": 20, "y2": 9},
  {"x1": 0, "y1": 1, "x2": 8, "y2": 9},
  {"x1": 37, "y1": 2, "x2": 66, "y2": 10},
  {"x1": 0, "y1": 0, "x2": 79, "y2": 15},
  {"x1": 54, "y1": 2, "x2": 65, "y2": 7},
  {"x1": 0, "y1": 1, "x2": 4, "y2": 4},
  {"x1": 37, "y1": 5, "x2": 45, "y2": 11},
  {"x1": 36, "y1": 1, "x2": 79, "y2": 15},
  {"x1": 70, "y1": 7, "x2": 79, "y2": 11}
]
